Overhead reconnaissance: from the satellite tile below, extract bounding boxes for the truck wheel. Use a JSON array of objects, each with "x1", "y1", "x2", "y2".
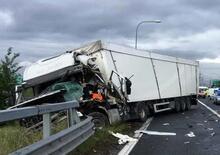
[
  {"x1": 186, "y1": 98, "x2": 191, "y2": 110},
  {"x1": 180, "y1": 100, "x2": 186, "y2": 111},
  {"x1": 137, "y1": 104, "x2": 149, "y2": 122},
  {"x1": 88, "y1": 112, "x2": 109, "y2": 129},
  {"x1": 174, "y1": 100, "x2": 181, "y2": 112}
]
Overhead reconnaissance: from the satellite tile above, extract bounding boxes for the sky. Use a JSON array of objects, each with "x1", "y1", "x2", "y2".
[{"x1": 0, "y1": 0, "x2": 220, "y2": 84}]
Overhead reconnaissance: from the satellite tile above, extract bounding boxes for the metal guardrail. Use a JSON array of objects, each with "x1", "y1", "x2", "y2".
[
  {"x1": 11, "y1": 117, "x2": 94, "y2": 155},
  {"x1": 0, "y1": 101, "x2": 94, "y2": 155}
]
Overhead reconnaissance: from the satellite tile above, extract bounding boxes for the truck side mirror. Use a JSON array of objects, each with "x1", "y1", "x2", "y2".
[{"x1": 125, "y1": 77, "x2": 132, "y2": 95}]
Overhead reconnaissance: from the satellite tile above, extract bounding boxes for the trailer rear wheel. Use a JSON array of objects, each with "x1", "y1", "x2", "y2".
[
  {"x1": 174, "y1": 100, "x2": 181, "y2": 112},
  {"x1": 88, "y1": 112, "x2": 109, "y2": 129},
  {"x1": 180, "y1": 99, "x2": 186, "y2": 111},
  {"x1": 137, "y1": 104, "x2": 149, "y2": 122}
]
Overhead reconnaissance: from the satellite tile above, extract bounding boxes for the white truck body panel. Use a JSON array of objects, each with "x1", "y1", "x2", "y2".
[
  {"x1": 76, "y1": 41, "x2": 199, "y2": 102},
  {"x1": 106, "y1": 51, "x2": 160, "y2": 101},
  {"x1": 153, "y1": 59, "x2": 180, "y2": 98}
]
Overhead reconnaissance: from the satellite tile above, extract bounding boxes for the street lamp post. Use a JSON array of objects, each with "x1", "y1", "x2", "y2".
[{"x1": 135, "y1": 20, "x2": 161, "y2": 49}]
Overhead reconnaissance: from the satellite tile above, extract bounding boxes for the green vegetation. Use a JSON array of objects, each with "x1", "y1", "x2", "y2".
[
  {"x1": 0, "y1": 119, "x2": 67, "y2": 155},
  {"x1": 0, "y1": 121, "x2": 140, "y2": 155},
  {"x1": 0, "y1": 47, "x2": 21, "y2": 109},
  {"x1": 71, "y1": 122, "x2": 141, "y2": 155},
  {"x1": 0, "y1": 122, "x2": 42, "y2": 155}
]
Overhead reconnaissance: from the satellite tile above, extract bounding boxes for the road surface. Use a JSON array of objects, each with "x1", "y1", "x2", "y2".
[{"x1": 130, "y1": 99, "x2": 220, "y2": 155}]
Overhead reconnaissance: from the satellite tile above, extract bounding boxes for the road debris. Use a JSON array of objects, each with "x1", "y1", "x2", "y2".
[
  {"x1": 207, "y1": 128, "x2": 214, "y2": 131},
  {"x1": 184, "y1": 141, "x2": 190, "y2": 144},
  {"x1": 185, "y1": 131, "x2": 196, "y2": 137},
  {"x1": 163, "y1": 123, "x2": 170, "y2": 126},
  {"x1": 109, "y1": 131, "x2": 137, "y2": 145},
  {"x1": 211, "y1": 132, "x2": 215, "y2": 136},
  {"x1": 135, "y1": 130, "x2": 176, "y2": 136}
]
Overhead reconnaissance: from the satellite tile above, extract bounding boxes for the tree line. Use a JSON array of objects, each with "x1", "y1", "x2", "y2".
[{"x1": 0, "y1": 48, "x2": 21, "y2": 109}]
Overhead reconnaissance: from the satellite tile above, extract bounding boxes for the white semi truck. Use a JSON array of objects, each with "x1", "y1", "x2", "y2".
[{"x1": 14, "y1": 40, "x2": 199, "y2": 127}]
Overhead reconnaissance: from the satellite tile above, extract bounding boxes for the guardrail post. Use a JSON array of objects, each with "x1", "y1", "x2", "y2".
[
  {"x1": 67, "y1": 108, "x2": 73, "y2": 127},
  {"x1": 67, "y1": 108, "x2": 80, "y2": 127},
  {"x1": 72, "y1": 108, "x2": 80, "y2": 124},
  {"x1": 43, "y1": 113, "x2": 51, "y2": 139}
]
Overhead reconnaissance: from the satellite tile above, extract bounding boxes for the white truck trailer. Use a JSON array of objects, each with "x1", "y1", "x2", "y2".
[{"x1": 15, "y1": 40, "x2": 199, "y2": 127}]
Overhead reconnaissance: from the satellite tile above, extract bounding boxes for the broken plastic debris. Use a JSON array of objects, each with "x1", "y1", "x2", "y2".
[
  {"x1": 211, "y1": 132, "x2": 215, "y2": 136},
  {"x1": 109, "y1": 131, "x2": 137, "y2": 145},
  {"x1": 77, "y1": 111, "x2": 83, "y2": 117},
  {"x1": 163, "y1": 123, "x2": 170, "y2": 126},
  {"x1": 196, "y1": 123, "x2": 204, "y2": 126},
  {"x1": 184, "y1": 141, "x2": 190, "y2": 144},
  {"x1": 135, "y1": 130, "x2": 176, "y2": 136},
  {"x1": 185, "y1": 131, "x2": 195, "y2": 137}
]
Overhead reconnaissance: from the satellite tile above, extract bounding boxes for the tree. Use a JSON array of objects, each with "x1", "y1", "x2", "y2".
[{"x1": 0, "y1": 47, "x2": 21, "y2": 109}]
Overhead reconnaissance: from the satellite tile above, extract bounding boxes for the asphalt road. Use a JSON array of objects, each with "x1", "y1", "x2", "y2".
[{"x1": 130, "y1": 98, "x2": 220, "y2": 155}]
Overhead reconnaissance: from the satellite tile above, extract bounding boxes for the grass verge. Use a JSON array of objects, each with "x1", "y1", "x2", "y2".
[
  {"x1": 70, "y1": 121, "x2": 141, "y2": 155},
  {"x1": 0, "y1": 122, "x2": 42, "y2": 155},
  {"x1": 0, "y1": 120, "x2": 141, "y2": 155},
  {"x1": 0, "y1": 119, "x2": 67, "y2": 155}
]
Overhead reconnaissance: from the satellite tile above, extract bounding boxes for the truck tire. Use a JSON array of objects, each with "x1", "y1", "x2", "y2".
[
  {"x1": 180, "y1": 99, "x2": 186, "y2": 111},
  {"x1": 88, "y1": 112, "x2": 109, "y2": 129},
  {"x1": 137, "y1": 104, "x2": 149, "y2": 122},
  {"x1": 174, "y1": 100, "x2": 181, "y2": 112},
  {"x1": 186, "y1": 98, "x2": 191, "y2": 110}
]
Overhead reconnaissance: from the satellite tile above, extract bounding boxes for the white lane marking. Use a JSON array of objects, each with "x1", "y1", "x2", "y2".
[
  {"x1": 135, "y1": 130, "x2": 176, "y2": 136},
  {"x1": 118, "y1": 117, "x2": 153, "y2": 155},
  {"x1": 198, "y1": 100, "x2": 220, "y2": 118}
]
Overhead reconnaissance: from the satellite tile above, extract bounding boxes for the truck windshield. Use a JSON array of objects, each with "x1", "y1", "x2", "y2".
[{"x1": 50, "y1": 81, "x2": 83, "y2": 101}]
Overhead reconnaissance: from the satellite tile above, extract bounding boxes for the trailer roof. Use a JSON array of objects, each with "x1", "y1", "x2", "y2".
[{"x1": 73, "y1": 40, "x2": 199, "y2": 66}]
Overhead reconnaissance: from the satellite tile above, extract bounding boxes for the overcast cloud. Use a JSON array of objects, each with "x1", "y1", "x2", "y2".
[{"x1": 1, "y1": 0, "x2": 220, "y2": 63}]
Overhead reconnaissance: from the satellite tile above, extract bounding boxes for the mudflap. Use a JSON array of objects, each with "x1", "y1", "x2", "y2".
[{"x1": 107, "y1": 109, "x2": 121, "y2": 124}]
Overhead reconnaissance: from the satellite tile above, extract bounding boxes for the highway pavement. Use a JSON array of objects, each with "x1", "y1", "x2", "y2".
[{"x1": 129, "y1": 98, "x2": 220, "y2": 155}]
